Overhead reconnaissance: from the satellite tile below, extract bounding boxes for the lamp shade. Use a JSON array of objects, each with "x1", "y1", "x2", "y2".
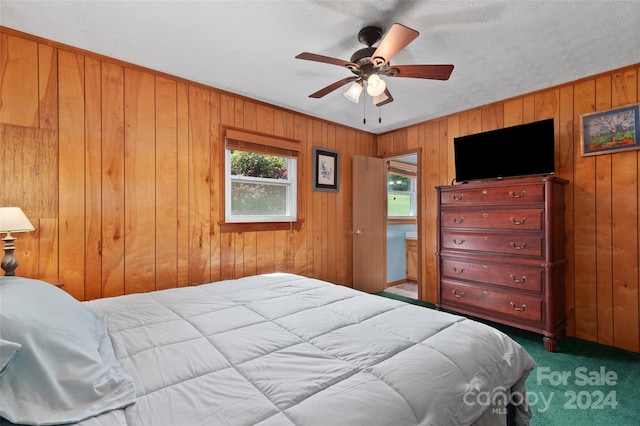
[
  {"x1": 366, "y1": 74, "x2": 386, "y2": 97},
  {"x1": 0, "y1": 207, "x2": 35, "y2": 233},
  {"x1": 344, "y1": 81, "x2": 363, "y2": 103}
]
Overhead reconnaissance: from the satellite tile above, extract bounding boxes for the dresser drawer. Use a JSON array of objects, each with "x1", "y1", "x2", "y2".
[
  {"x1": 440, "y1": 184, "x2": 544, "y2": 206},
  {"x1": 441, "y1": 257, "x2": 543, "y2": 292},
  {"x1": 441, "y1": 231, "x2": 543, "y2": 257},
  {"x1": 441, "y1": 209, "x2": 544, "y2": 231},
  {"x1": 441, "y1": 280, "x2": 543, "y2": 322}
]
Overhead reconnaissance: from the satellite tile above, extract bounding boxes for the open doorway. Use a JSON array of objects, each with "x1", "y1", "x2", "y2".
[{"x1": 383, "y1": 151, "x2": 420, "y2": 300}]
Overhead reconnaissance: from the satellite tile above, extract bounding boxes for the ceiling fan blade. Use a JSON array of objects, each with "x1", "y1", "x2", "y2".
[
  {"x1": 375, "y1": 88, "x2": 394, "y2": 107},
  {"x1": 371, "y1": 23, "x2": 419, "y2": 67},
  {"x1": 309, "y1": 76, "x2": 359, "y2": 98},
  {"x1": 384, "y1": 64, "x2": 454, "y2": 80},
  {"x1": 295, "y1": 52, "x2": 357, "y2": 69}
]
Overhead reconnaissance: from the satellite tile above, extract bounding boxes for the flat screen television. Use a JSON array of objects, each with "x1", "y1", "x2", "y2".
[{"x1": 453, "y1": 118, "x2": 555, "y2": 183}]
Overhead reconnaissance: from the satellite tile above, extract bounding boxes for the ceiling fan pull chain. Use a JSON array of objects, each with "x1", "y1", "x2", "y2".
[
  {"x1": 363, "y1": 97, "x2": 366, "y2": 124},
  {"x1": 379, "y1": 107, "x2": 382, "y2": 124}
]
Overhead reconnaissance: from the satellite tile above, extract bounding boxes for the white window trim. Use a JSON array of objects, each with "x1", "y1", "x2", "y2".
[
  {"x1": 224, "y1": 147, "x2": 297, "y2": 223},
  {"x1": 388, "y1": 174, "x2": 417, "y2": 218}
]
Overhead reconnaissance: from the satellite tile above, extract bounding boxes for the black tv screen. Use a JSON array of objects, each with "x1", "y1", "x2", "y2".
[{"x1": 453, "y1": 118, "x2": 555, "y2": 183}]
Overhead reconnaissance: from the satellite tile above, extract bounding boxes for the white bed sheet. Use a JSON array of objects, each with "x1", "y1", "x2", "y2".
[{"x1": 82, "y1": 273, "x2": 536, "y2": 426}]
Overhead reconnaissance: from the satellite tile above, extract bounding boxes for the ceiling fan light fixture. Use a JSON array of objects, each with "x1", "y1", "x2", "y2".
[
  {"x1": 372, "y1": 91, "x2": 389, "y2": 105},
  {"x1": 366, "y1": 74, "x2": 386, "y2": 97},
  {"x1": 344, "y1": 81, "x2": 363, "y2": 103}
]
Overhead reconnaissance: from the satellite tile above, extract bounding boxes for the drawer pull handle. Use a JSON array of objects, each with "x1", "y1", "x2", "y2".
[
  {"x1": 453, "y1": 239, "x2": 465, "y2": 245},
  {"x1": 510, "y1": 217, "x2": 527, "y2": 225},
  {"x1": 453, "y1": 267, "x2": 465, "y2": 274},
  {"x1": 452, "y1": 194, "x2": 464, "y2": 201},
  {"x1": 452, "y1": 217, "x2": 464, "y2": 224},
  {"x1": 452, "y1": 290, "x2": 465, "y2": 298},
  {"x1": 510, "y1": 274, "x2": 527, "y2": 283},
  {"x1": 510, "y1": 242, "x2": 527, "y2": 250},
  {"x1": 510, "y1": 302, "x2": 527, "y2": 311},
  {"x1": 509, "y1": 190, "x2": 527, "y2": 198}
]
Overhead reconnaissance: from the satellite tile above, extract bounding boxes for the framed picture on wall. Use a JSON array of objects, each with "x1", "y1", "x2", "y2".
[
  {"x1": 581, "y1": 103, "x2": 640, "y2": 156},
  {"x1": 312, "y1": 146, "x2": 339, "y2": 192}
]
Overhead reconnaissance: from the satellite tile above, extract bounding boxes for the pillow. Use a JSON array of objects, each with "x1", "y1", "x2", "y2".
[{"x1": 0, "y1": 277, "x2": 136, "y2": 425}]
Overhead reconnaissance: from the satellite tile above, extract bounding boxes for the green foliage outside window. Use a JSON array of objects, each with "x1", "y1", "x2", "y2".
[{"x1": 230, "y1": 150, "x2": 287, "y2": 179}]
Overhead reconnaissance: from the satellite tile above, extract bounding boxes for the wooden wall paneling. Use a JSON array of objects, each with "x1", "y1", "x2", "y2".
[
  {"x1": 326, "y1": 123, "x2": 337, "y2": 284},
  {"x1": 243, "y1": 231, "x2": 258, "y2": 277},
  {"x1": 233, "y1": 232, "x2": 245, "y2": 278},
  {"x1": 155, "y1": 76, "x2": 178, "y2": 290},
  {"x1": 84, "y1": 56, "x2": 102, "y2": 300},
  {"x1": 209, "y1": 91, "x2": 222, "y2": 283},
  {"x1": 124, "y1": 68, "x2": 157, "y2": 294},
  {"x1": 503, "y1": 99, "x2": 524, "y2": 127},
  {"x1": 293, "y1": 116, "x2": 308, "y2": 277},
  {"x1": 467, "y1": 109, "x2": 482, "y2": 135},
  {"x1": 187, "y1": 85, "x2": 212, "y2": 285},
  {"x1": 218, "y1": 94, "x2": 235, "y2": 280},
  {"x1": 559, "y1": 85, "x2": 576, "y2": 336},
  {"x1": 0, "y1": 34, "x2": 38, "y2": 127},
  {"x1": 37, "y1": 217, "x2": 58, "y2": 278},
  {"x1": 101, "y1": 61, "x2": 125, "y2": 297},
  {"x1": 0, "y1": 124, "x2": 53, "y2": 217},
  {"x1": 594, "y1": 75, "x2": 614, "y2": 345},
  {"x1": 522, "y1": 95, "x2": 536, "y2": 123},
  {"x1": 312, "y1": 121, "x2": 324, "y2": 280},
  {"x1": 38, "y1": 43, "x2": 58, "y2": 130},
  {"x1": 446, "y1": 115, "x2": 459, "y2": 186},
  {"x1": 176, "y1": 82, "x2": 190, "y2": 286},
  {"x1": 302, "y1": 118, "x2": 314, "y2": 278},
  {"x1": 17, "y1": 222, "x2": 38, "y2": 278},
  {"x1": 481, "y1": 104, "x2": 503, "y2": 131},
  {"x1": 58, "y1": 50, "x2": 86, "y2": 300},
  {"x1": 335, "y1": 126, "x2": 348, "y2": 285},
  {"x1": 345, "y1": 128, "x2": 356, "y2": 285},
  {"x1": 534, "y1": 90, "x2": 560, "y2": 121},
  {"x1": 256, "y1": 231, "x2": 275, "y2": 274},
  {"x1": 572, "y1": 79, "x2": 598, "y2": 341},
  {"x1": 610, "y1": 69, "x2": 639, "y2": 351},
  {"x1": 423, "y1": 121, "x2": 440, "y2": 302}
]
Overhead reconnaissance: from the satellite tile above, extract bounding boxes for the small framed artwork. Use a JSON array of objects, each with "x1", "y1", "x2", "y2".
[
  {"x1": 312, "y1": 146, "x2": 339, "y2": 192},
  {"x1": 581, "y1": 103, "x2": 639, "y2": 156}
]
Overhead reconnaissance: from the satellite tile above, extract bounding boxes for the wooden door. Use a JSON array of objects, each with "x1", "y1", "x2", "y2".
[{"x1": 352, "y1": 155, "x2": 386, "y2": 293}]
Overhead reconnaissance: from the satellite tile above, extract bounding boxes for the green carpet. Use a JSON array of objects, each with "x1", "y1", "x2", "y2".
[{"x1": 376, "y1": 291, "x2": 640, "y2": 425}]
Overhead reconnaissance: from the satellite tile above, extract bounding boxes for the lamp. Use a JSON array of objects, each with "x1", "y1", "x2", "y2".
[
  {"x1": 372, "y1": 91, "x2": 389, "y2": 105},
  {"x1": 366, "y1": 74, "x2": 386, "y2": 97},
  {"x1": 0, "y1": 207, "x2": 35, "y2": 276},
  {"x1": 344, "y1": 81, "x2": 363, "y2": 103}
]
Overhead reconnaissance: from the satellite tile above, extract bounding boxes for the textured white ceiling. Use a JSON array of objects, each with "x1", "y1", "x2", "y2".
[{"x1": 2, "y1": 1, "x2": 639, "y2": 134}]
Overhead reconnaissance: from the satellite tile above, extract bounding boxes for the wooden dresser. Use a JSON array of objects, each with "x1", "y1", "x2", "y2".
[{"x1": 436, "y1": 176, "x2": 568, "y2": 352}]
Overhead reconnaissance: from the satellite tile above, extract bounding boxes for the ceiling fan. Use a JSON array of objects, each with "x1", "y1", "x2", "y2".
[{"x1": 295, "y1": 23, "x2": 454, "y2": 107}]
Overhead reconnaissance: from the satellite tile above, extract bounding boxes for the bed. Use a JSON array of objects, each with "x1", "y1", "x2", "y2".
[{"x1": 1, "y1": 273, "x2": 536, "y2": 426}]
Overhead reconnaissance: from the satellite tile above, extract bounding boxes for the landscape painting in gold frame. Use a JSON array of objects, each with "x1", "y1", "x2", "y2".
[{"x1": 580, "y1": 103, "x2": 639, "y2": 156}]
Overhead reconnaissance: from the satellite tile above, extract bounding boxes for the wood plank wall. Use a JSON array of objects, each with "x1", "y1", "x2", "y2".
[
  {"x1": 1, "y1": 28, "x2": 639, "y2": 353},
  {"x1": 378, "y1": 64, "x2": 640, "y2": 352},
  {"x1": 0, "y1": 29, "x2": 375, "y2": 301}
]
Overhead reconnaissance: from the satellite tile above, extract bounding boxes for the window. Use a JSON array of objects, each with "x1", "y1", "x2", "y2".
[
  {"x1": 223, "y1": 128, "x2": 300, "y2": 227},
  {"x1": 387, "y1": 159, "x2": 417, "y2": 218}
]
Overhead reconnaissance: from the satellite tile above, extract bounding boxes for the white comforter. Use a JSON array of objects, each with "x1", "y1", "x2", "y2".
[{"x1": 81, "y1": 273, "x2": 535, "y2": 426}]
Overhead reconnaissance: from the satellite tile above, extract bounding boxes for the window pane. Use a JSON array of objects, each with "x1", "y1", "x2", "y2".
[
  {"x1": 387, "y1": 173, "x2": 411, "y2": 191},
  {"x1": 388, "y1": 193, "x2": 413, "y2": 216},
  {"x1": 231, "y1": 181, "x2": 287, "y2": 216},
  {"x1": 230, "y1": 150, "x2": 288, "y2": 179}
]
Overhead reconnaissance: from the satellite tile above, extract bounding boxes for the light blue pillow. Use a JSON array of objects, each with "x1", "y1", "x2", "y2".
[{"x1": 0, "y1": 277, "x2": 136, "y2": 425}]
